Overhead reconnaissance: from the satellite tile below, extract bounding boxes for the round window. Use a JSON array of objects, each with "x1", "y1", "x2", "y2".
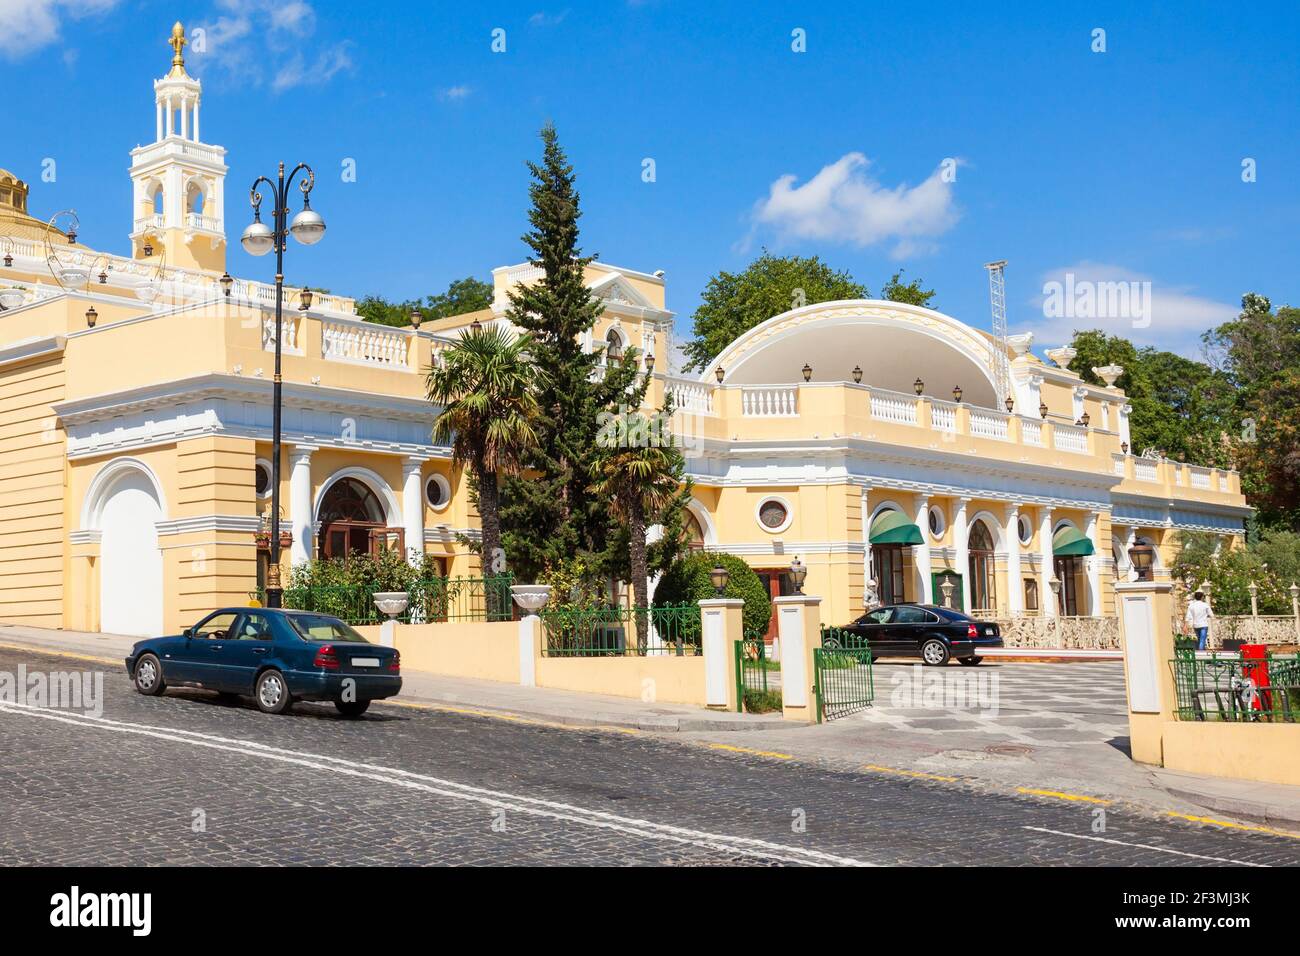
[
  {"x1": 1017, "y1": 514, "x2": 1033, "y2": 545},
  {"x1": 254, "y1": 461, "x2": 272, "y2": 498},
  {"x1": 927, "y1": 505, "x2": 946, "y2": 540},
  {"x1": 757, "y1": 498, "x2": 790, "y2": 532},
  {"x1": 425, "y1": 474, "x2": 450, "y2": 510}
]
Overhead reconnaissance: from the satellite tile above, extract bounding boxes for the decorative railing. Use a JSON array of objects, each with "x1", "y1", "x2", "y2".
[
  {"x1": 1021, "y1": 418, "x2": 1043, "y2": 446},
  {"x1": 132, "y1": 214, "x2": 165, "y2": 233},
  {"x1": 1172, "y1": 650, "x2": 1300, "y2": 722},
  {"x1": 262, "y1": 314, "x2": 301, "y2": 353},
  {"x1": 741, "y1": 386, "x2": 798, "y2": 417},
  {"x1": 929, "y1": 399, "x2": 957, "y2": 433},
  {"x1": 968, "y1": 408, "x2": 1010, "y2": 440},
  {"x1": 251, "y1": 575, "x2": 515, "y2": 626},
  {"x1": 870, "y1": 389, "x2": 919, "y2": 426},
  {"x1": 1204, "y1": 616, "x2": 1300, "y2": 649},
  {"x1": 322, "y1": 319, "x2": 412, "y2": 369},
  {"x1": 1112, "y1": 454, "x2": 1126, "y2": 476},
  {"x1": 538, "y1": 603, "x2": 702, "y2": 656},
  {"x1": 1134, "y1": 457, "x2": 1160, "y2": 482},
  {"x1": 987, "y1": 614, "x2": 1121, "y2": 650},
  {"x1": 666, "y1": 377, "x2": 714, "y2": 414},
  {"x1": 1052, "y1": 422, "x2": 1088, "y2": 453},
  {"x1": 186, "y1": 213, "x2": 221, "y2": 232},
  {"x1": 1189, "y1": 466, "x2": 1212, "y2": 490}
]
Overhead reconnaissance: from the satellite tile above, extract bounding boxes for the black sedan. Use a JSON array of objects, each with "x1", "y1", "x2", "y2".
[
  {"x1": 125, "y1": 607, "x2": 401, "y2": 717},
  {"x1": 836, "y1": 604, "x2": 1002, "y2": 665}
]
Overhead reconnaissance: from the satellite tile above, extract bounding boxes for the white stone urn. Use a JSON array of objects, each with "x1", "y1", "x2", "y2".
[
  {"x1": 1045, "y1": 346, "x2": 1077, "y2": 369},
  {"x1": 0, "y1": 287, "x2": 26, "y2": 309},
  {"x1": 1006, "y1": 332, "x2": 1035, "y2": 357},
  {"x1": 510, "y1": 584, "x2": 552, "y2": 614},
  {"x1": 372, "y1": 591, "x2": 410, "y2": 620},
  {"x1": 1092, "y1": 364, "x2": 1124, "y2": 388}
]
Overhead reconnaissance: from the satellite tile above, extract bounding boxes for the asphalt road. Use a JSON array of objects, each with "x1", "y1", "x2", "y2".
[{"x1": 1, "y1": 646, "x2": 1297, "y2": 867}]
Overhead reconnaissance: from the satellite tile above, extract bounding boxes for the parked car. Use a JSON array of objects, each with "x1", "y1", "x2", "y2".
[
  {"x1": 125, "y1": 608, "x2": 401, "y2": 717},
  {"x1": 835, "y1": 604, "x2": 1002, "y2": 665}
]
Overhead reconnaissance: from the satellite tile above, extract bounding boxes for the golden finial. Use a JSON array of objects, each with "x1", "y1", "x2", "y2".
[{"x1": 168, "y1": 21, "x2": 188, "y2": 77}]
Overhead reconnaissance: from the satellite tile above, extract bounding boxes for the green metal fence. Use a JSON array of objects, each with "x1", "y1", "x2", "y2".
[
  {"x1": 734, "y1": 638, "x2": 781, "y2": 713},
  {"x1": 814, "y1": 625, "x2": 875, "y2": 722},
  {"x1": 1172, "y1": 651, "x2": 1300, "y2": 722},
  {"x1": 538, "y1": 603, "x2": 701, "y2": 657},
  {"x1": 249, "y1": 574, "x2": 515, "y2": 626}
]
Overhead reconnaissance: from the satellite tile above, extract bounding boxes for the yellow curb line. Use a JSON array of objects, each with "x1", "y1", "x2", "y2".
[
  {"x1": 705, "y1": 742, "x2": 793, "y2": 760},
  {"x1": 861, "y1": 763, "x2": 959, "y2": 783},
  {"x1": 1163, "y1": 811, "x2": 1300, "y2": 840},
  {"x1": 1017, "y1": 787, "x2": 1112, "y2": 805},
  {"x1": 382, "y1": 698, "x2": 641, "y2": 735},
  {"x1": 0, "y1": 642, "x2": 121, "y2": 667}
]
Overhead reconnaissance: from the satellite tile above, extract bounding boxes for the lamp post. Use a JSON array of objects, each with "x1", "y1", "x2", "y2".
[
  {"x1": 241, "y1": 162, "x2": 326, "y2": 608},
  {"x1": 709, "y1": 562, "x2": 730, "y2": 597},
  {"x1": 790, "y1": 556, "x2": 807, "y2": 595}
]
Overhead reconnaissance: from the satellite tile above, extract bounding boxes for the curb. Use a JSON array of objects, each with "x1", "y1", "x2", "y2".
[{"x1": 1154, "y1": 777, "x2": 1300, "y2": 827}]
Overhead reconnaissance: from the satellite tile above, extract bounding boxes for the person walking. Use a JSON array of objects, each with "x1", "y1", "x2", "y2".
[{"x1": 1185, "y1": 590, "x2": 1213, "y2": 651}]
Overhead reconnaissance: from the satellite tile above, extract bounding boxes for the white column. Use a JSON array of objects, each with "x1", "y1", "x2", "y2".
[
  {"x1": 913, "y1": 493, "x2": 932, "y2": 603},
  {"x1": 1005, "y1": 503, "x2": 1023, "y2": 613},
  {"x1": 401, "y1": 458, "x2": 426, "y2": 565},
  {"x1": 165, "y1": 96, "x2": 174, "y2": 137},
  {"x1": 288, "y1": 446, "x2": 315, "y2": 565},
  {"x1": 1119, "y1": 404, "x2": 1132, "y2": 451},
  {"x1": 859, "y1": 486, "x2": 874, "y2": 607},
  {"x1": 954, "y1": 496, "x2": 971, "y2": 612},
  {"x1": 155, "y1": 100, "x2": 163, "y2": 141},
  {"x1": 180, "y1": 97, "x2": 189, "y2": 139},
  {"x1": 193, "y1": 101, "x2": 200, "y2": 141},
  {"x1": 1122, "y1": 525, "x2": 1138, "y2": 582},
  {"x1": 1086, "y1": 510, "x2": 1103, "y2": 616},
  {"x1": 1039, "y1": 506, "x2": 1056, "y2": 618}
]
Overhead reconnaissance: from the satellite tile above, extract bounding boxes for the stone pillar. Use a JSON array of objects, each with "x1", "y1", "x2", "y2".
[
  {"x1": 776, "y1": 594, "x2": 822, "y2": 722},
  {"x1": 193, "y1": 101, "x2": 200, "y2": 142},
  {"x1": 1116, "y1": 580, "x2": 1177, "y2": 765},
  {"x1": 288, "y1": 445, "x2": 316, "y2": 565},
  {"x1": 859, "y1": 486, "x2": 873, "y2": 607},
  {"x1": 156, "y1": 100, "x2": 163, "y2": 141},
  {"x1": 165, "y1": 96, "x2": 173, "y2": 137},
  {"x1": 1118, "y1": 404, "x2": 1132, "y2": 452},
  {"x1": 954, "y1": 497, "x2": 971, "y2": 612},
  {"x1": 1086, "y1": 510, "x2": 1103, "y2": 616},
  {"x1": 1039, "y1": 506, "x2": 1056, "y2": 618},
  {"x1": 180, "y1": 97, "x2": 189, "y2": 139},
  {"x1": 913, "y1": 493, "x2": 932, "y2": 604},
  {"x1": 518, "y1": 615, "x2": 541, "y2": 687},
  {"x1": 1005, "y1": 503, "x2": 1023, "y2": 614},
  {"x1": 699, "y1": 598, "x2": 743, "y2": 710},
  {"x1": 401, "y1": 457, "x2": 426, "y2": 565}
]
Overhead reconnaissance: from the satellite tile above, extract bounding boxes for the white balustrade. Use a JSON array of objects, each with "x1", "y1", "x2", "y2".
[
  {"x1": 1053, "y1": 423, "x2": 1088, "y2": 453},
  {"x1": 1021, "y1": 419, "x2": 1043, "y2": 446},
  {"x1": 321, "y1": 320, "x2": 412, "y2": 369},
  {"x1": 1218, "y1": 475, "x2": 1230, "y2": 492},
  {"x1": 1190, "y1": 466, "x2": 1211, "y2": 490},
  {"x1": 741, "y1": 386, "x2": 798, "y2": 417},
  {"x1": 968, "y1": 408, "x2": 1010, "y2": 440},
  {"x1": 1134, "y1": 458, "x2": 1159, "y2": 482},
  {"x1": 1112, "y1": 454, "x2": 1126, "y2": 476},
  {"x1": 871, "y1": 389, "x2": 919, "y2": 426},
  {"x1": 262, "y1": 314, "x2": 301, "y2": 353},
  {"x1": 666, "y1": 378, "x2": 714, "y2": 414}
]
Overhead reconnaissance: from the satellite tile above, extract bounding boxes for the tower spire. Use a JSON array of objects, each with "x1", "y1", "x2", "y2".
[{"x1": 168, "y1": 21, "x2": 188, "y2": 77}]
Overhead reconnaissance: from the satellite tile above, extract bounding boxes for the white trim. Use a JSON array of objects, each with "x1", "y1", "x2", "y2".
[
  {"x1": 686, "y1": 498, "x2": 719, "y2": 546},
  {"x1": 926, "y1": 504, "x2": 946, "y2": 541},
  {"x1": 79, "y1": 456, "x2": 169, "y2": 531},
  {"x1": 967, "y1": 510, "x2": 1006, "y2": 551},
  {"x1": 755, "y1": 495, "x2": 793, "y2": 534},
  {"x1": 424, "y1": 473, "x2": 452, "y2": 512},
  {"x1": 313, "y1": 467, "x2": 401, "y2": 527},
  {"x1": 254, "y1": 457, "x2": 273, "y2": 500}
]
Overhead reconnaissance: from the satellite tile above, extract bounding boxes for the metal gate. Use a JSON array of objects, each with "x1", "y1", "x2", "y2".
[
  {"x1": 814, "y1": 625, "x2": 875, "y2": 722},
  {"x1": 734, "y1": 638, "x2": 782, "y2": 713}
]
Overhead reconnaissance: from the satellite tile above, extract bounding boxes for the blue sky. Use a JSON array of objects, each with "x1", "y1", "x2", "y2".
[{"x1": 5, "y1": 0, "x2": 1298, "y2": 359}]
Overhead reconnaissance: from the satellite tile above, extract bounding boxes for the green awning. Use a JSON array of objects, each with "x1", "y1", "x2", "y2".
[
  {"x1": 1053, "y1": 526, "x2": 1096, "y2": 557},
  {"x1": 870, "y1": 509, "x2": 924, "y2": 546}
]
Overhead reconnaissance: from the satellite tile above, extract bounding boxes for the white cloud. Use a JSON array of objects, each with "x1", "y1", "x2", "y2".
[
  {"x1": 439, "y1": 84, "x2": 473, "y2": 102},
  {"x1": 193, "y1": 0, "x2": 352, "y2": 92},
  {"x1": 745, "y1": 152, "x2": 961, "y2": 258},
  {"x1": 1026, "y1": 261, "x2": 1237, "y2": 356},
  {"x1": 0, "y1": 0, "x2": 118, "y2": 60},
  {"x1": 529, "y1": 10, "x2": 570, "y2": 26}
]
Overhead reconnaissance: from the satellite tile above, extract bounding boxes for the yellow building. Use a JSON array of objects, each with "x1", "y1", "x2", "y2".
[{"x1": 0, "y1": 26, "x2": 1248, "y2": 639}]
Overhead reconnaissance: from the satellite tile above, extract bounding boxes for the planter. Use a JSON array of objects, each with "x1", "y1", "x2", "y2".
[
  {"x1": 372, "y1": 591, "x2": 410, "y2": 620},
  {"x1": 510, "y1": 584, "x2": 552, "y2": 613}
]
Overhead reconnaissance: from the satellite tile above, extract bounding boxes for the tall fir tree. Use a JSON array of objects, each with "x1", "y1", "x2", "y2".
[{"x1": 498, "y1": 124, "x2": 650, "y2": 584}]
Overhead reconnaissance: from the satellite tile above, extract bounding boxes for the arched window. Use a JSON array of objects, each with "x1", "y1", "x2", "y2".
[
  {"x1": 317, "y1": 477, "x2": 393, "y2": 560},
  {"x1": 186, "y1": 181, "x2": 205, "y2": 215},
  {"x1": 684, "y1": 510, "x2": 706, "y2": 551},
  {"x1": 151, "y1": 186, "x2": 164, "y2": 215},
  {"x1": 967, "y1": 520, "x2": 997, "y2": 612},
  {"x1": 605, "y1": 328, "x2": 624, "y2": 363}
]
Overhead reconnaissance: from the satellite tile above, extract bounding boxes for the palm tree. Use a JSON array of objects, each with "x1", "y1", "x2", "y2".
[
  {"x1": 590, "y1": 412, "x2": 686, "y2": 645},
  {"x1": 427, "y1": 324, "x2": 542, "y2": 593}
]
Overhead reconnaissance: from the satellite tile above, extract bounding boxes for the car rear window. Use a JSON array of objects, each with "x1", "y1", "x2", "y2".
[{"x1": 286, "y1": 614, "x2": 370, "y2": 644}]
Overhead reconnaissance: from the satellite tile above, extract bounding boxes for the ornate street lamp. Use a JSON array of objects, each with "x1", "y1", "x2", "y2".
[
  {"x1": 715, "y1": 366, "x2": 725, "y2": 384},
  {"x1": 242, "y1": 162, "x2": 325, "y2": 608},
  {"x1": 410, "y1": 307, "x2": 422, "y2": 330},
  {"x1": 84, "y1": 306, "x2": 97, "y2": 328},
  {"x1": 952, "y1": 384, "x2": 963, "y2": 403},
  {"x1": 790, "y1": 556, "x2": 807, "y2": 595},
  {"x1": 645, "y1": 352, "x2": 655, "y2": 373},
  {"x1": 1004, "y1": 394, "x2": 1014, "y2": 414},
  {"x1": 802, "y1": 363, "x2": 812, "y2": 383},
  {"x1": 1121, "y1": 441, "x2": 1129, "y2": 454},
  {"x1": 298, "y1": 287, "x2": 314, "y2": 311},
  {"x1": 852, "y1": 365, "x2": 863, "y2": 384},
  {"x1": 470, "y1": 316, "x2": 483, "y2": 333},
  {"x1": 1127, "y1": 543, "x2": 1155, "y2": 582},
  {"x1": 220, "y1": 272, "x2": 234, "y2": 297},
  {"x1": 1079, "y1": 411, "x2": 1091, "y2": 427},
  {"x1": 1039, "y1": 401, "x2": 1049, "y2": 419},
  {"x1": 710, "y1": 562, "x2": 730, "y2": 597},
  {"x1": 913, "y1": 377, "x2": 924, "y2": 396}
]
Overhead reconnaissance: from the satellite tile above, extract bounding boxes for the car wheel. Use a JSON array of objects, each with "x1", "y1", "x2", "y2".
[
  {"x1": 254, "y1": 670, "x2": 293, "y2": 715},
  {"x1": 335, "y1": 699, "x2": 370, "y2": 719},
  {"x1": 133, "y1": 654, "x2": 166, "y2": 696},
  {"x1": 920, "y1": 639, "x2": 950, "y2": 666},
  {"x1": 958, "y1": 656, "x2": 983, "y2": 666}
]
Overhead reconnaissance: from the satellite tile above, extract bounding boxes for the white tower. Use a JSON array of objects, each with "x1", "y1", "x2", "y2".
[{"x1": 128, "y1": 22, "x2": 228, "y2": 273}]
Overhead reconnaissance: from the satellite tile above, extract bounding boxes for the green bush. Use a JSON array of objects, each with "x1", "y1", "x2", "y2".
[
  {"x1": 742, "y1": 688, "x2": 783, "y2": 714},
  {"x1": 652, "y1": 551, "x2": 771, "y2": 640}
]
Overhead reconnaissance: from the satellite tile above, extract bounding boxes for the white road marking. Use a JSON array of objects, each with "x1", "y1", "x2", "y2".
[
  {"x1": 1022, "y1": 826, "x2": 1267, "y2": 867},
  {"x1": 0, "y1": 701, "x2": 872, "y2": 867}
]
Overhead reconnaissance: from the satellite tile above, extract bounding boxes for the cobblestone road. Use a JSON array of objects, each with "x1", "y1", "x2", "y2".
[{"x1": 1, "y1": 647, "x2": 1297, "y2": 866}]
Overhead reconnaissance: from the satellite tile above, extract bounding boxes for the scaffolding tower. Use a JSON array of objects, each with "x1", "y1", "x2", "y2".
[{"x1": 984, "y1": 260, "x2": 1010, "y2": 405}]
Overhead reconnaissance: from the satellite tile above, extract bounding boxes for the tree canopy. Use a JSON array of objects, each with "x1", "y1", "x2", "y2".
[{"x1": 357, "y1": 276, "x2": 494, "y2": 328}]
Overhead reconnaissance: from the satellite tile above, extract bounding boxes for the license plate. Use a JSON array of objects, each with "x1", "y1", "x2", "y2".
[
  {"x1": 351, "y1": 657, "x2": 380, "y2": 668},
  {"x1": 983, "y1": 627, "x2": 995, "y2": 636}
]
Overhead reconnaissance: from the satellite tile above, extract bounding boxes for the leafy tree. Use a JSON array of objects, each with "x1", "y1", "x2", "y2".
[
  {"x1": 589, "y1": 410, "x2": 693, "y2": 641},
  {"x1": 1172, "y1": 530, "x2": 1296, "y2": 615},
  {"x1": 426, "y1": 324, "x2": 544, "y2": 586},
  {"x1": 653, "y1": 551, "x2": 772, "y2": 640},
  {"x1": 683, "y1": 252, "x2": 867, "y2": 371},
  {"x1": 879, "y1": 269, "x2": 936, "y2": 308},
  {"x1": 357, "y1": 276, "x2": 493, "y2": 328},
  {"x1": 498, "y1": 123, "x2": 649, "y2": 585},
  {"x1": 1203, "y1": 294, "x2": 1300, "y2": 531},
  {"x1": 1066, "y1": 329, "x2": 1235, "y2": 467}
]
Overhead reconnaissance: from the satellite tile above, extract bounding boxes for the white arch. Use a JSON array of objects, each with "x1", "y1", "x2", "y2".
[
  {"x1": 968, "y1": 510, "x2": 1006, "y2": 551},
  {"x1": 313, "y1": 466, "x2": 401, "y2": 526},
  {"x1": 81, "y1": 456, "x2": 169, "y2": 530},
  {"x1": 685, "y1": 498, "x2": 719, "y2": 547}
]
